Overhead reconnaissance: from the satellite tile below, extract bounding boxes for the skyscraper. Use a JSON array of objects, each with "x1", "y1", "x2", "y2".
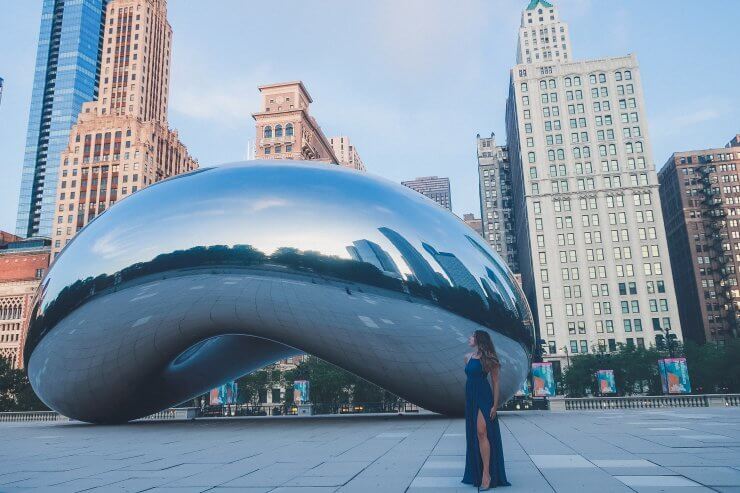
[
  {"x1": 506, "y1": 0, "x2": 682, "y2": 365},
  {"x1": 252, "y1": 81, "x2": 339, "y2": 163},
  {"x1": 378, "y1": 227, "x2": 443, "y2": 287},
  {"x1": 346, "y1": 239, "x2": 401, "y2": 278},
  {"x1": 422, "y1": 243, "x2": 485, "y2": 300},
  {"x1": 658, "y1": 135, "x2": 740, "y2": 344},
  {"x1": 516, "y1": 0, "x2": 571, "y2": 64},
  {"x1": 477, "y1": 133, "x2": 518, "y2": 271},
  {"x1": 401, "y1": 176, "x2": 452, "y2": 211},
  {"x1": 16, "y1": 0, "x2": 108, "y2": 239},
  {"x1": 50, "y1": 0, "x2": 197, "y2": 258}
]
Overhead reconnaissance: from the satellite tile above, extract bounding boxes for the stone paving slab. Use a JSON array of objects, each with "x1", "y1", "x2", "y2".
[{"x1": 0, "y1": 408, "x2": 738, "y2": 492}]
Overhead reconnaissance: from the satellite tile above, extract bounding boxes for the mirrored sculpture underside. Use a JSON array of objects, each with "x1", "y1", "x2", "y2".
[{"x1": 25, "y1": 162, "x2": 534, "y2": 423}]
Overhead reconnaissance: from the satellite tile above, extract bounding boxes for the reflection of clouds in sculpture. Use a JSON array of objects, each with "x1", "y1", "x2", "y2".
[{"x1": 26, "y1": 162, "x2": 533, "y2": 423}]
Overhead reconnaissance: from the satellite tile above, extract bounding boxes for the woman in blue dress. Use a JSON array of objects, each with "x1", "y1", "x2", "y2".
[{"x1": 462, "y1": 330, "x2": 510, "y2": 490}]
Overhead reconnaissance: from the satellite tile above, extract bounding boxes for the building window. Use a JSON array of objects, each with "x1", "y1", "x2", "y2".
[
  {"x1": 263, "y1": 126, "x2": 272, "y2": 138},
  {"x1": 285, "y1": 123, "x2": 294, "y2": 136},
  {"x1": 275, "y1": 125, "x2": 283, "y2": 137}
]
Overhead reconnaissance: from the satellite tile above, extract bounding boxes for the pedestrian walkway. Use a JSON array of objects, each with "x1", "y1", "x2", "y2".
[{"x1": 0, "y1": 408, "x2": 737, "y2": 492}]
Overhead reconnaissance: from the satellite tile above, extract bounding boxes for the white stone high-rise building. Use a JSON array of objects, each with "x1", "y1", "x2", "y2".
[
  {"x1": 506, "y1": 0, "x2": 682, "y2": 367},
  {"x1": 516, "y1": 0, "x2": 571, "y2": 65}
]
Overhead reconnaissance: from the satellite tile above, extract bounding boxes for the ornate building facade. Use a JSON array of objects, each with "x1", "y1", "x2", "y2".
[
  {"x1": 252, "y1": 82, "x2": 338, "y2": 163},
  {"x1": 0, "y1": 234, "x2": 50, "y2": 368},
  {"x1": 51, "y1": 0, "x2": 197, "y2": 258}
]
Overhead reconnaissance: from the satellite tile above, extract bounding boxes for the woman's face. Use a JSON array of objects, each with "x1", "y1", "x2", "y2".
[{"x1": 468, "y1": 334, "x2": 476, "y2": 348}]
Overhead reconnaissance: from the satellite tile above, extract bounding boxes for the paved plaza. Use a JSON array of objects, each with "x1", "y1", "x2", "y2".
[{"x1": 0, "y1": 408, "x2": 738, "y2": 493}]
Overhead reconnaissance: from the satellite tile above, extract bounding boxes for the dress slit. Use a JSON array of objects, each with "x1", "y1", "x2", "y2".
[{"x1": 462, "y1": 358, "x2": 511, "y2": 488}]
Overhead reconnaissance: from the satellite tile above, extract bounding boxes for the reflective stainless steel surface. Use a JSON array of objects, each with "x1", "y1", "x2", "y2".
[{"x1": 25, "y1": 161, "x2": 534, "y2": 423}]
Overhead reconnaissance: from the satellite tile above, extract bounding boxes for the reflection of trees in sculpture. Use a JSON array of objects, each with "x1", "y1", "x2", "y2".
[
  {"x1": 26, "y1": 241, "x2": 531, "y2": 366},
  {"x1": 281, "y1": 356, "x2": 402, "y2": 410},
  {"x1": 0, "y1": 356, "x2": 47, "y2": 411}
]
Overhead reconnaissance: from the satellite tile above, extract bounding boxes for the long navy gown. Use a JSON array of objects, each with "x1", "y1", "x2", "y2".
[{"x1": 462, "y1": 357, "x2": 510, "y2": 488}]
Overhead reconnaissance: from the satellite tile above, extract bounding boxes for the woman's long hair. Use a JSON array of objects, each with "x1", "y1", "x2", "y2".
[{"x1": 474, "y1": 330, "x2": 500, "y2": 374}]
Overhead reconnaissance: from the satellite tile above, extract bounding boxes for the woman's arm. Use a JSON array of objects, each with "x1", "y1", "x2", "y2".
[{"x1": 490, "y1": 366, "x2": 500, "y2": 419}]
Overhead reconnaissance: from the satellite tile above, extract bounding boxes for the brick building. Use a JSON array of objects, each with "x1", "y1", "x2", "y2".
[
  {"x1": 0, "y1": 234, "x2": 50, "y2": 368},
  {"x1": 658, "y1": 135, "x2": 740, "y2": 344}
]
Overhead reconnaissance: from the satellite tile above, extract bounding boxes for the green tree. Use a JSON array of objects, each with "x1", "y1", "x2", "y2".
[
  {"x1": 284, "y1": 356, "x2": 352, "y2": 405},
  {"x1": 611, "y1": 344, "x2": 662, "y2": 395},
  {"x1": 563, "y1": 345, "x2": 663, "y2": 397},
  {"x1": 684, "y1": 339, "x2": 740, "y2": 393},
  {"x1": 562, "y1": 340, "x2": 740, "y2": 397},
  {"x1": 0, "y1": 357, "x2": 47, "y2": 412},
  {"x1": 283, "y1": 356, "x2": 402, "y2": 408}
]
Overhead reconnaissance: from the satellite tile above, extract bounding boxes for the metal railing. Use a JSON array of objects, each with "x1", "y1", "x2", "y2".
[
  {"x1": 135, "y1": 408, "x2": 178, "y2": 420},
  {"x1": 0, "y1": 401, "x2": 418, "y2": 423},
  {"x1": 724, "y1": 394, "x2": 740, "y2": 406},
  {"x1": 552, "y1": 394, "x2": 740, "y2": 411},
  {"x1": 2, "y1": 396, "x2": 737, "y2": 421},
  {"x1": 0, "y1": 408, "x2": 198, "y2": 423},
  {"x1": 0, "y1": 411, "x2": 65, "y2": 422}
]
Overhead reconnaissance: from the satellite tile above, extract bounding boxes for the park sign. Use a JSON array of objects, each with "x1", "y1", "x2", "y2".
[
  {"x1": 294, "y1": 380, "x2": 310, "y2": 404},
  {"x1": 210, "y1": 381, "x2": 238, "y2": 405},
  {"x1": 595, "y1": 369, "x2": 617, "y2": 395},
  {"x1": 532, "y1": 362, "x2": 556, "y2": 397},
  {"x1": 658, "y1": 358, "x2": 692, "y2": 394}
]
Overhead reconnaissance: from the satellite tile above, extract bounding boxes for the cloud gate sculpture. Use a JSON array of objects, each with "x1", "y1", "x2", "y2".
[{"x1": 24, "y1": 161, "x2": 534, "y2": 423}]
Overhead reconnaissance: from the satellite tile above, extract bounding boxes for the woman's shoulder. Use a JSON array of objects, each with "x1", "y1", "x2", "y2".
[{"x1": 464, "y1": 352, "x2": 474, "y2": 363}]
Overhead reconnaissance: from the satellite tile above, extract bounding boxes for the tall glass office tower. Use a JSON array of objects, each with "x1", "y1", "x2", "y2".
[{"x1": 16, "y1": 0, "x2": 107, "y2": 238}]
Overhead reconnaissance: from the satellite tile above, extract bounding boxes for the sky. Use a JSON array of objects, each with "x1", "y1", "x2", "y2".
[{"x1": 0, "y1": 0, "x2": 738, "y2": 235}]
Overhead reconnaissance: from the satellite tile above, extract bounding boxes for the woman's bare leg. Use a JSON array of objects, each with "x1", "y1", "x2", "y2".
[{"x1": 477, "y1": 409, "x2": 491, "y2": 487}]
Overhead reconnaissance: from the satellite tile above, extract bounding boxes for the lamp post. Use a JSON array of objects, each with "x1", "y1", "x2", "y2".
[
  {"x1": 560, "y1": 345, "x2": 570, "y2": 367},
  {"x1": 656, "y1": 326, "x2": 675, "y2": 358}
]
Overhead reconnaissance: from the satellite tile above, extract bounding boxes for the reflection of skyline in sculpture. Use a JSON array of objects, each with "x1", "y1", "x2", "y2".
[
  {"x1": 378, "y1": 227, "x2": 443, "y2": 287},
  {"x1": 346, "y1": 240, "x2": 402, "y2": 279},
  {"x1": 25, "y1": 162, "x2": 533, "y2": 423},
  {"x1": 422, "y1": 243, "x2": 486, "y2": 302},
  {"x1": 466, "y1": 235, "x2": 519, "y2": 316}
]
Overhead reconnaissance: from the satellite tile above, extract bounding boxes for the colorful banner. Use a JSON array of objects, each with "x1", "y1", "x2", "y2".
[
  {"x1": 658, "y1": 358, "x2": 691, "y2": 394},
  {"x1": 532, "y1": 362, "x2": 555, "y2": 397},
  {"x1": 595, "y1": 369, "x2": 616, "y2": 395},
  {"x1": 293, "y1": 380, "x2": 310, "y2": 404},
  {"x1": 209, "y1": 381, "x2": 238, "y2": 405}
]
